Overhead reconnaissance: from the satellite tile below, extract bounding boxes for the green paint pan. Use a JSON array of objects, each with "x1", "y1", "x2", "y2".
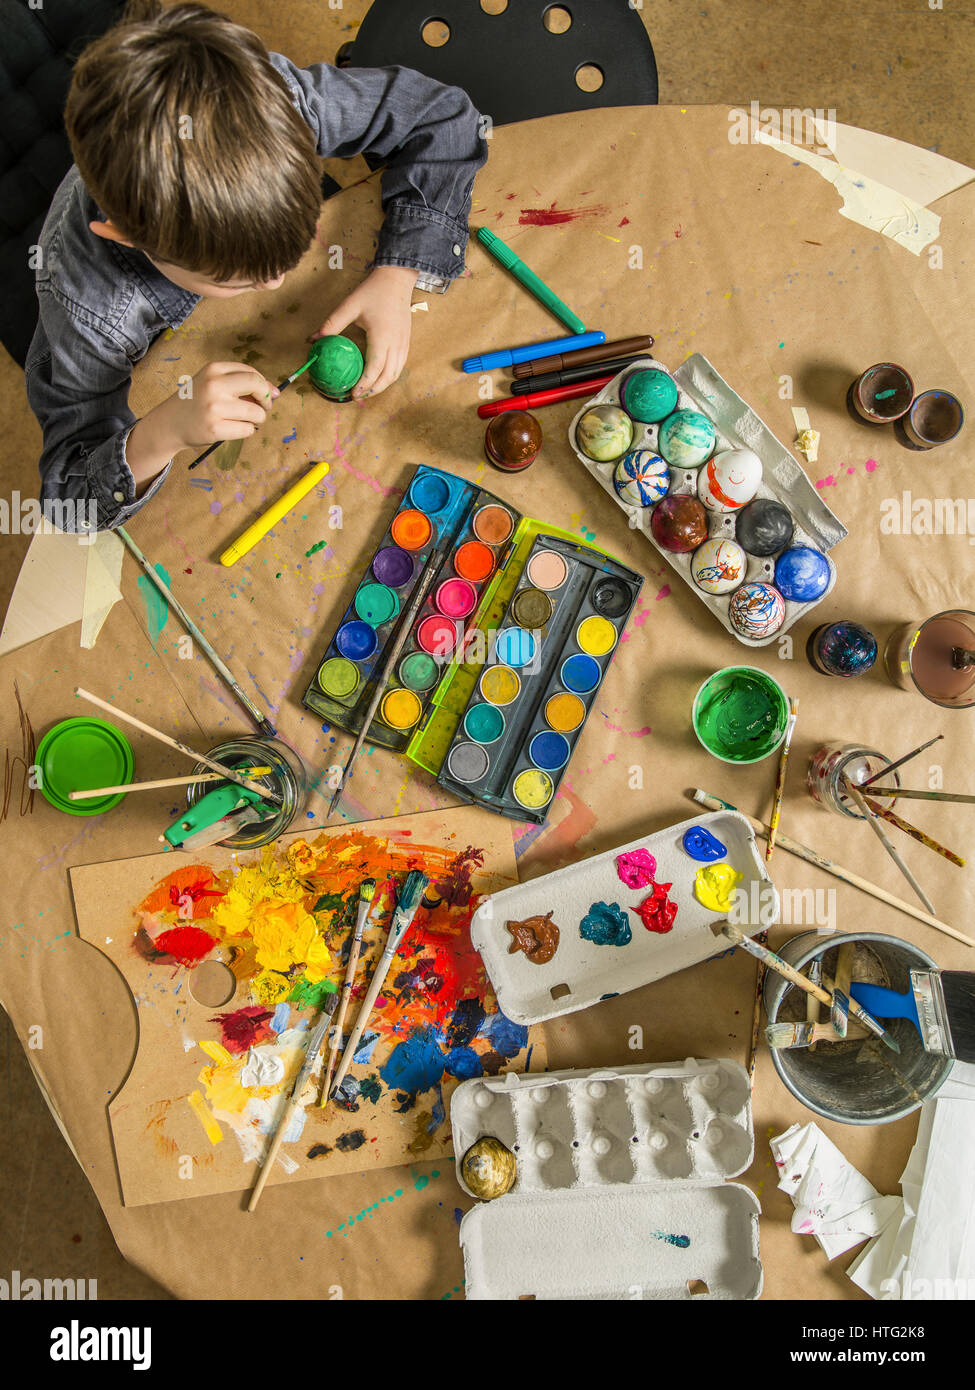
[{"x1": 35, "y1": 717, "x2": 134, "y2": 816}]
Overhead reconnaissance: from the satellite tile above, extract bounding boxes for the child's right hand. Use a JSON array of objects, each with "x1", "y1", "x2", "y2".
[{"x1": 170, "y1": 362, "x2": 281, "y2": 448}]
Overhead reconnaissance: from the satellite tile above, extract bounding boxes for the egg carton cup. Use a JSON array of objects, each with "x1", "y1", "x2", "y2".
[
  {"x1": 568, "y1": 353, "x2": 848, "y2": 647},
  {"x1": 454, "y1": 1059, "x2": 762, "y2": 1300},
  {"x1": 470, "y1": 809, "x2": 778, "y2": 1024}
]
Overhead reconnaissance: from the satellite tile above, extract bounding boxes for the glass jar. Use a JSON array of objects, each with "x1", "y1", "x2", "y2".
[
  {"x1": 807, "y1": 742, "x2": 901, "y2": 819},
  {"x1": 185, "y1": 737, "x2": 308, "y2": 849},
  {"x1": 883, "y1": 609, "x2": 975, "y2": 708}
]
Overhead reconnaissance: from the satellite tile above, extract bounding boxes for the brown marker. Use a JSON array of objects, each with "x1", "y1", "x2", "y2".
[{"x1": 513, "y1": 333, "x2": 655, "y2": 379}]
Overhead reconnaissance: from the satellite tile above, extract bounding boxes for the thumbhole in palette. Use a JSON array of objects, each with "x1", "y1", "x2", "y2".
[{"x1": 437, "y1": 535, "x2": 643, "y2": 823}]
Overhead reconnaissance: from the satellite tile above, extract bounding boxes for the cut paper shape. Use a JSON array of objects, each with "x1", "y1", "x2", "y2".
[
  {"x1": 0, "y1": 526, "x2": 124, "y2": 657},
  {"x1": 81, "y1": 530, "x2": 124, "y2": 649}
]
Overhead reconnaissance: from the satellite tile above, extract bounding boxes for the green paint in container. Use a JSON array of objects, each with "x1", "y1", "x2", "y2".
[
  {"x1": 354, "y1": 583, "x2": 399, "y2": 626},
  {"x1": 399, "y1": 651, "x2": 439, "y2": 693},
  {"x1": 463, "y1": 702, "x2": 506, "y2": 745},
  {"x1": 318, "y1": 656, "x2": 360, "y2": 699},
  {"x1": 35, "y1": 717, "x2": 134, "y2": 815},
  {"x1": 692, "y1": 665, "x2": 788, "y2": 764},
  {"x1": 308, "y1": 334, "x2": 364, "y2": 401}
]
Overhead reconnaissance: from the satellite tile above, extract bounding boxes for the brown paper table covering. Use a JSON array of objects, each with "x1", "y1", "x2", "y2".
[{"x1": 2, "y1": 106, "x2": 973, "y2": 1300}]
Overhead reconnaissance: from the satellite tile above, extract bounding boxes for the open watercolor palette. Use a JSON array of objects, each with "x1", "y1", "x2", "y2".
[
  {"x1": 470, "y1": 810, "x2": 778, "y2": 1024},
  {"x1": 453, "y1": 1060, "x2": 763, "y2": 1300},
  {"x1": 568, "y1": 353, "x2": 848, "y2": 647},
  {"x1": 301, "y1": 465, "x2": 642, "y2": 821}
]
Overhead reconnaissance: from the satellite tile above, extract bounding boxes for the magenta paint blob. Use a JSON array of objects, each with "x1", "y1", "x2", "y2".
[{"x1": 436, "y1": 578, "x2": 477, "y2": 619}]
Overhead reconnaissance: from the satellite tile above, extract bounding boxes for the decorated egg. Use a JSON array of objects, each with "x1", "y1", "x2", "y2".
[
  {"x1": 735, "y1": 497, "x2": 794, "y2": 556},
  {"x1": 575, "y1": 404, "x2": 634, "y2": 462},
  {"x1": 619, "y1": 368, "x2": 679, "y2": 424},
  {"x1": 658, "y1": 409, "x2": 717, "y2": 469},
  {"x1": 691, "y1": 538, "x2": 747, "y2": 595},
  {"x1": 698, "y1": 448, "x2": 763, "y2": 513},
  {"x1": 614, "y1": 450, "x2": 670, "y2": 507},
  {"x1": 728, "y1": 582, "x2": 786, "y2": 638},
  {"x1": 650, "y1": 493, "x2": 710, "y2": 553},
  {"x1": 774, "y1": 546, "x2": 831, "y2": 602},
  {"x1": 460, "y1": 1137, "x2": 517, "y2": 1200}
]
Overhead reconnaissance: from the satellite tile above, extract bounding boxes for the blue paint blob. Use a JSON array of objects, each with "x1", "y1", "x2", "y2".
[
  {"x1": 270, "y1": 1002, "x2": 291, "y2": 1034},
  {"x1": 580, "y1": 901, "x2": 632, "y2": 947},
  {"x1": 444, "y1": 1045, "x2": 484, "y2": 1080},
  {"x1": 483, "y1": 1011, "x2": 529, "y2": 1058},
  {"x1": 409, "y1": 472, "x2": 451, "y2": 514},
  {"x1": 651, "y1": 1231, "x2": 691, "y2": 1248},
  {"x1": 446, "y1": 997, "x2": 486, "y2": 1049},
  {"x1": 682, "y1": 826, "x2": 727, "y2": 862},
  {"x1": 352, "y1": 1029, "x2": 381, "y2": 1065},
  {"x1": 379, "y1": 1029, "x2": 445, "y2": 1096}
]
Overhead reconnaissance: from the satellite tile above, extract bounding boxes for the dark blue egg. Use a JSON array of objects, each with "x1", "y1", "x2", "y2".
[{"x1": 774, "y1": 546, "x2": 831, "y2": 602}]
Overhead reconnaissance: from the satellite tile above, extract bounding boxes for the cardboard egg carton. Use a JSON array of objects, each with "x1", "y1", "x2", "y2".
[
  {"x1": 567, "y1": 352, "x2": 848, "y2": 647},
  {"x1": 454, "y1": 1059, "x2": 763, "y2": 1300}
]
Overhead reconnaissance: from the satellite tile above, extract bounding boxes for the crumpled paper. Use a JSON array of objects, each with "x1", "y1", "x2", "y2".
[{"x1": 770, "y1": 1121, "x2": 902, "y2": 1259}]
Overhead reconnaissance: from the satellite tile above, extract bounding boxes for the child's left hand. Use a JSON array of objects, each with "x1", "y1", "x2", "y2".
[{"x1": 312, "y1": 265, "x2": 417, "y2": 399}]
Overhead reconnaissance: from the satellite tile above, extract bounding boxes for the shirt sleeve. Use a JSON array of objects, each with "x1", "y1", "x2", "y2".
[
  {"x1": 25, "y1": 286, "x2": 172, "y2": 533},
  {"x1": 268, "y1": 54, "x2": 488, "y2": 289}
]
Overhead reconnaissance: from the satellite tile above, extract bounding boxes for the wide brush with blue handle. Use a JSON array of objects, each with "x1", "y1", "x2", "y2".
[{"x1": 850, "y1": 969, "x2": 975, "y2": 1061}]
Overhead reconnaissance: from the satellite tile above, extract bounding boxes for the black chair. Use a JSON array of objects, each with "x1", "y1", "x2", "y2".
[
  {"x1": 337, "y1": 0, "x2": 658, "y2": 127},
  {"x1": 0, "y1": 0, "x2": 126, "y2": 367}
]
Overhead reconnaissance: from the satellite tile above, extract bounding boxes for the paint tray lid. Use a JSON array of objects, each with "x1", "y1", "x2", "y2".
[
  {"x1": 459, "y1": 1181, "x2": 762, "y2": 1300},
  {"x1": 35, "y1": 716, "x2": 134, "y2": 816}
]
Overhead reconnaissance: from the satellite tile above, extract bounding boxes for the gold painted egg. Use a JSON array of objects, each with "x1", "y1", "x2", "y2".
[{"x1": 461, "y1": 1137, "x2": 517, "y2": 1200}]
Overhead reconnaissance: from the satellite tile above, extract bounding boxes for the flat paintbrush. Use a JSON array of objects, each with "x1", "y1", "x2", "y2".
[
  {"x1": 766, "y1": 1020, "x2": 869, "y2": 1049},
  {"x1": 328, "y1": 552, "x2": 444, "y2": 818},
  {"x1": 843, "y1": 778, "x2": 936, "y2": 914},
  {"x1": 248, "y1": 990, "x2": 339, "y2": 1211},
  {"x1": 851, "y1": 970, "x2": 975, "y2": 1062},
  {"x1": 318, "y1": 878, "x2": 376, "y2": 1108},
  {"x1": 329, "y1": 870, "x2": 429, "y2": 1099}
]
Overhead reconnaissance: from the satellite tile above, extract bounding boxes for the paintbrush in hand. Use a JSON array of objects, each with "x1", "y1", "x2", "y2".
[
  {"x1": 328, "y1": 553, "x2": 444, "y2": 819},
  {"x1": 248, "y1": 990, "x2": 339, "y2": 1211},
  {"x1": 188, "y1": 355, "x2": 317, "y2": 471},
  {"x1": 319, "y1": 878, "x2": 376, "y2": 1109},
  {"x1": 329, "y1": 870, "x2": 429, "y2": 1099}
]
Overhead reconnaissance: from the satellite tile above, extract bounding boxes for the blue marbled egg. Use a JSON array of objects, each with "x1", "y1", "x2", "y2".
[
  {"x1": 774, "y1": 546, "x2": 831, "y2": 602},
  {"x1": 657, "y1": 409, "x2": 717, "y2": 469},
  {"x1": 614, "y1": 450, "x2": 670, "y2": 507}
]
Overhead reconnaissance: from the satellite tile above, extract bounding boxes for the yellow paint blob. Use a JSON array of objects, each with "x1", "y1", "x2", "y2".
[
  {"x1": 187, "y1": 1089, "x2": 224, "y2": 1145},
  {"x1": 480, "y1": 664, "x2": 521, "y2": 706},
  {"x1": 381, "y1": 687, "x2": 423, "y2": 730},
  {"x1": 545, "y1": 692, "x2": 586, "y2": 732},
  {"x1": 513, "y1": 768, "x2": 555, "y2": 810},
  {"x1": 694, "y1": 862, "x2": 743, "y2": 912},
  {"x1": 576, "y1": 614, "x2": 618, "y2": 656}
]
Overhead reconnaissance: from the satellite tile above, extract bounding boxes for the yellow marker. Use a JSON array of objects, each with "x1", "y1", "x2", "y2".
[{"x1": 219, "y1": 460, "x2": 330, "y2": 566}]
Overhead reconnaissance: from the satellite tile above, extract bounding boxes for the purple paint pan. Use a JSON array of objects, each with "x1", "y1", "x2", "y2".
[{"x1": 373, "y1": 545, "x2": 415, "y2": 589}]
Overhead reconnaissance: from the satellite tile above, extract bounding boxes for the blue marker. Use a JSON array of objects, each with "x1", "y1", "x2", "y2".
[{"x1": 463, "y1": 331, "x2": 606, "y2": 373}]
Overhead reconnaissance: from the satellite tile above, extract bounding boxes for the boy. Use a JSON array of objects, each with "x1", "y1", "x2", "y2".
[{"x1": 26, "y1": 2, "x2": 487, "y2": 531}]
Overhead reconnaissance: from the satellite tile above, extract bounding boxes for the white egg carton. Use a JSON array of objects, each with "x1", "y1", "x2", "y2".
[
  {"x1": 454, "y1": 1059, "x2": 763, "y2": 1300},
  {"x1": 567, "y1": 352, "x2": 848, "y2": 646},
  {"x1": 469, "y1": 809, "x2": 777, "y2": 1025}
]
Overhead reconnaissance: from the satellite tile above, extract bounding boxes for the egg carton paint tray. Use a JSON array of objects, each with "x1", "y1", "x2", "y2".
[
  {"x1": 454, "y1": 1059, "x2": 762, "y2": 1300},
  {"x1": 469, "y1": 809, "x2": 777, "y2": 1024},
  {"x1": 568, "y1": 353, "x2": 848, "y2": 647}
]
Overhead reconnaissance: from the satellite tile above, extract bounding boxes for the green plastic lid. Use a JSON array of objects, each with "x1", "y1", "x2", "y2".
[
  {"x1": 35, "y1": 717, "x2": 135, "y2": 816},
  {"x1": 308, "y1": 335, "x2": 364, "y2": 399}
]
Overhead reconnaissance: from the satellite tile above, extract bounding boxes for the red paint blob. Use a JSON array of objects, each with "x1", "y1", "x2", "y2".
[
  {"x1": 152, "y1": 925, "x2": 218, "y2": 965},
  {"x1": 630, "y1": 880, "x2": 678, "y2": 934},
  {"x1": 209, "y1": 1005, "x2": 275, "y2": 1054}
]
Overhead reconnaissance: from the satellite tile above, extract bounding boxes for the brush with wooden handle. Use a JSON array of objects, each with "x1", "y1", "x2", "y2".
[
  {"x1": 843, "y1": 777, "x2": 936, "y2": 915},
  {"x1": 766, "y1": 1019, "x2": 870, "y2": 1049},
  {"x1": 319, "y1": 878, "x2": 376, "y2": 1109}
]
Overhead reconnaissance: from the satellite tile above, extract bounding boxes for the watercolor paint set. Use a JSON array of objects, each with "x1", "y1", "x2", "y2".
[
  {"x1": 453, "y1": 1060, "x2": 762, "y2": 1300},
  {"x1": 436, "y1": 534, "x2": 642, "y2": 822},
  {"x1": 568, "y1": 353, "x2": 847, "y2": 646},
  {"x1": 470, "y1": 810, "x2": 777, "y2": 1023}
]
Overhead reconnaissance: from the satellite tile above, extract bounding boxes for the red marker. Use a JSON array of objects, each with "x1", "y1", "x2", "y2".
[{"x1": 477, "y1": 374, "x2": 615, "y2": 418}]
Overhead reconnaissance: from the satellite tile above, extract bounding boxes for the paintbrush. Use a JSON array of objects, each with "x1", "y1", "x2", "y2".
[
  {"x1": 850, "y1": 970, "x2": 975, "y2": 1062},
  {"x1": 328, "y1": 553, "x2": 444, "y2": 818},
  {"x1": 318, "y1": 878, "x2": 377, "y2": 1109},
  {"x1": 865, "y1": 787, "x2": 975, "y2": 805},
  {"x1": 765, "y1": 696, "x2": 798, "y2": 863},
  {"x1": 860, "y1": 734, "x2": 944, "y2": 789},
  {"x1": 188, "y1": 355, "x2": 316, "y2": 471},
  {"x1": 329, "y1": 870, "x2": 429, "y2": 1099},
  {"x1": 248, "y1": 991, "x2": 340, "y2": 1211},
  {"x1": 691, "y1": 789, "x2": 974, "y2": 947},
  {"x1": 117, "y1": 527, "x2": 275, "y2": 734},
  {"x1": 806, "y1": 957, "x2": 823, "y2": 1053},
  {"x1": 713, "y1": 921, "x2": 900, "y2": 1053},
  {"x1": 843, "y1": 778, "x2": 936, "y2": 914},
  {"x1": 74, "y1": 688, "x2": 282, "y2": 803},
  {"x1": 863, "y1": 795, "x2": 965, "y2": 868},
  {"x1": 766, "y1": 1020, "x2": 869, "y2": 1049},
  {"x1": 69, "y1": 768, "x2": 273, "y2": 799}
]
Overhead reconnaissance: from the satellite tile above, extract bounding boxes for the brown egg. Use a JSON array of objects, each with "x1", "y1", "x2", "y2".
[
  {"x1": 460, "y1": 1136, "x2": 517, "y2": 1199},
  {"x1": 650, "y1": 493, "x2": 710, "y2": 553},
  {"x1": 485, "y1": 411, "x2": 542, "y2": 473}
]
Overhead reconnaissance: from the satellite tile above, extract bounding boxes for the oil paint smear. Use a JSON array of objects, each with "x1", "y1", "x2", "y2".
[
  {"x1": 136, "y1": 563, "x2": 170, "y2": 642},
  {"x1": 518, "y1": 202, "x2": 610, "y2": 226},
  {"x1": 132, "y1": 833, "x2": 531, "y2": 1168}
]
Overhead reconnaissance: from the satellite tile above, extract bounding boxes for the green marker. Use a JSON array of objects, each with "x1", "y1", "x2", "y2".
[{"x1": 475, "y1": 227, "x2": 586, "y2": 335}]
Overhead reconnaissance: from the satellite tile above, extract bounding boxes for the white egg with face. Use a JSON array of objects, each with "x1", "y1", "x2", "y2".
[{"x1": 697, "y1": 448, "x2": 763, "y2": 513}]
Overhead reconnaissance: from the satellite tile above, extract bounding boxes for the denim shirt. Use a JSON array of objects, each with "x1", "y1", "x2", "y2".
[{"x1": 25, "y1": 56, "x2": 487, "y2": 531}]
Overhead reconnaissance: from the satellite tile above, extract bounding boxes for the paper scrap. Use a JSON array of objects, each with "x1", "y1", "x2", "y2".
[
  {"x1": 791, "y1": 406, "x2": 821, "y2": 464},
  {"x1": 81, "y1": 530, "x2": 124, "y2": 649},
  {"x1": 771, "y1": 1121, "x2": 901, "y2": 1260}
]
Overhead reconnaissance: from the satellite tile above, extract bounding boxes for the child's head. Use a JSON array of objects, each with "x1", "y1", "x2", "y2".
[{"x1": 65, "y1": 2, "x2": 322, "y2": 296}]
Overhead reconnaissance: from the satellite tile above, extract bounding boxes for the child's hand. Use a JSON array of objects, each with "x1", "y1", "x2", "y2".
[
  {"x1": 173, "y1": 362, "x2": 281, "y2": 447},
  {"x1": 313, "y1": 265, "x2": 416, "y2": 399}
]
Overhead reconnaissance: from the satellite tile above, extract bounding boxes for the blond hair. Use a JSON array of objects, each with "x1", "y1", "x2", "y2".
[{"x1": 65, "y1": 3, "x2": 322, "y2": 281}]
